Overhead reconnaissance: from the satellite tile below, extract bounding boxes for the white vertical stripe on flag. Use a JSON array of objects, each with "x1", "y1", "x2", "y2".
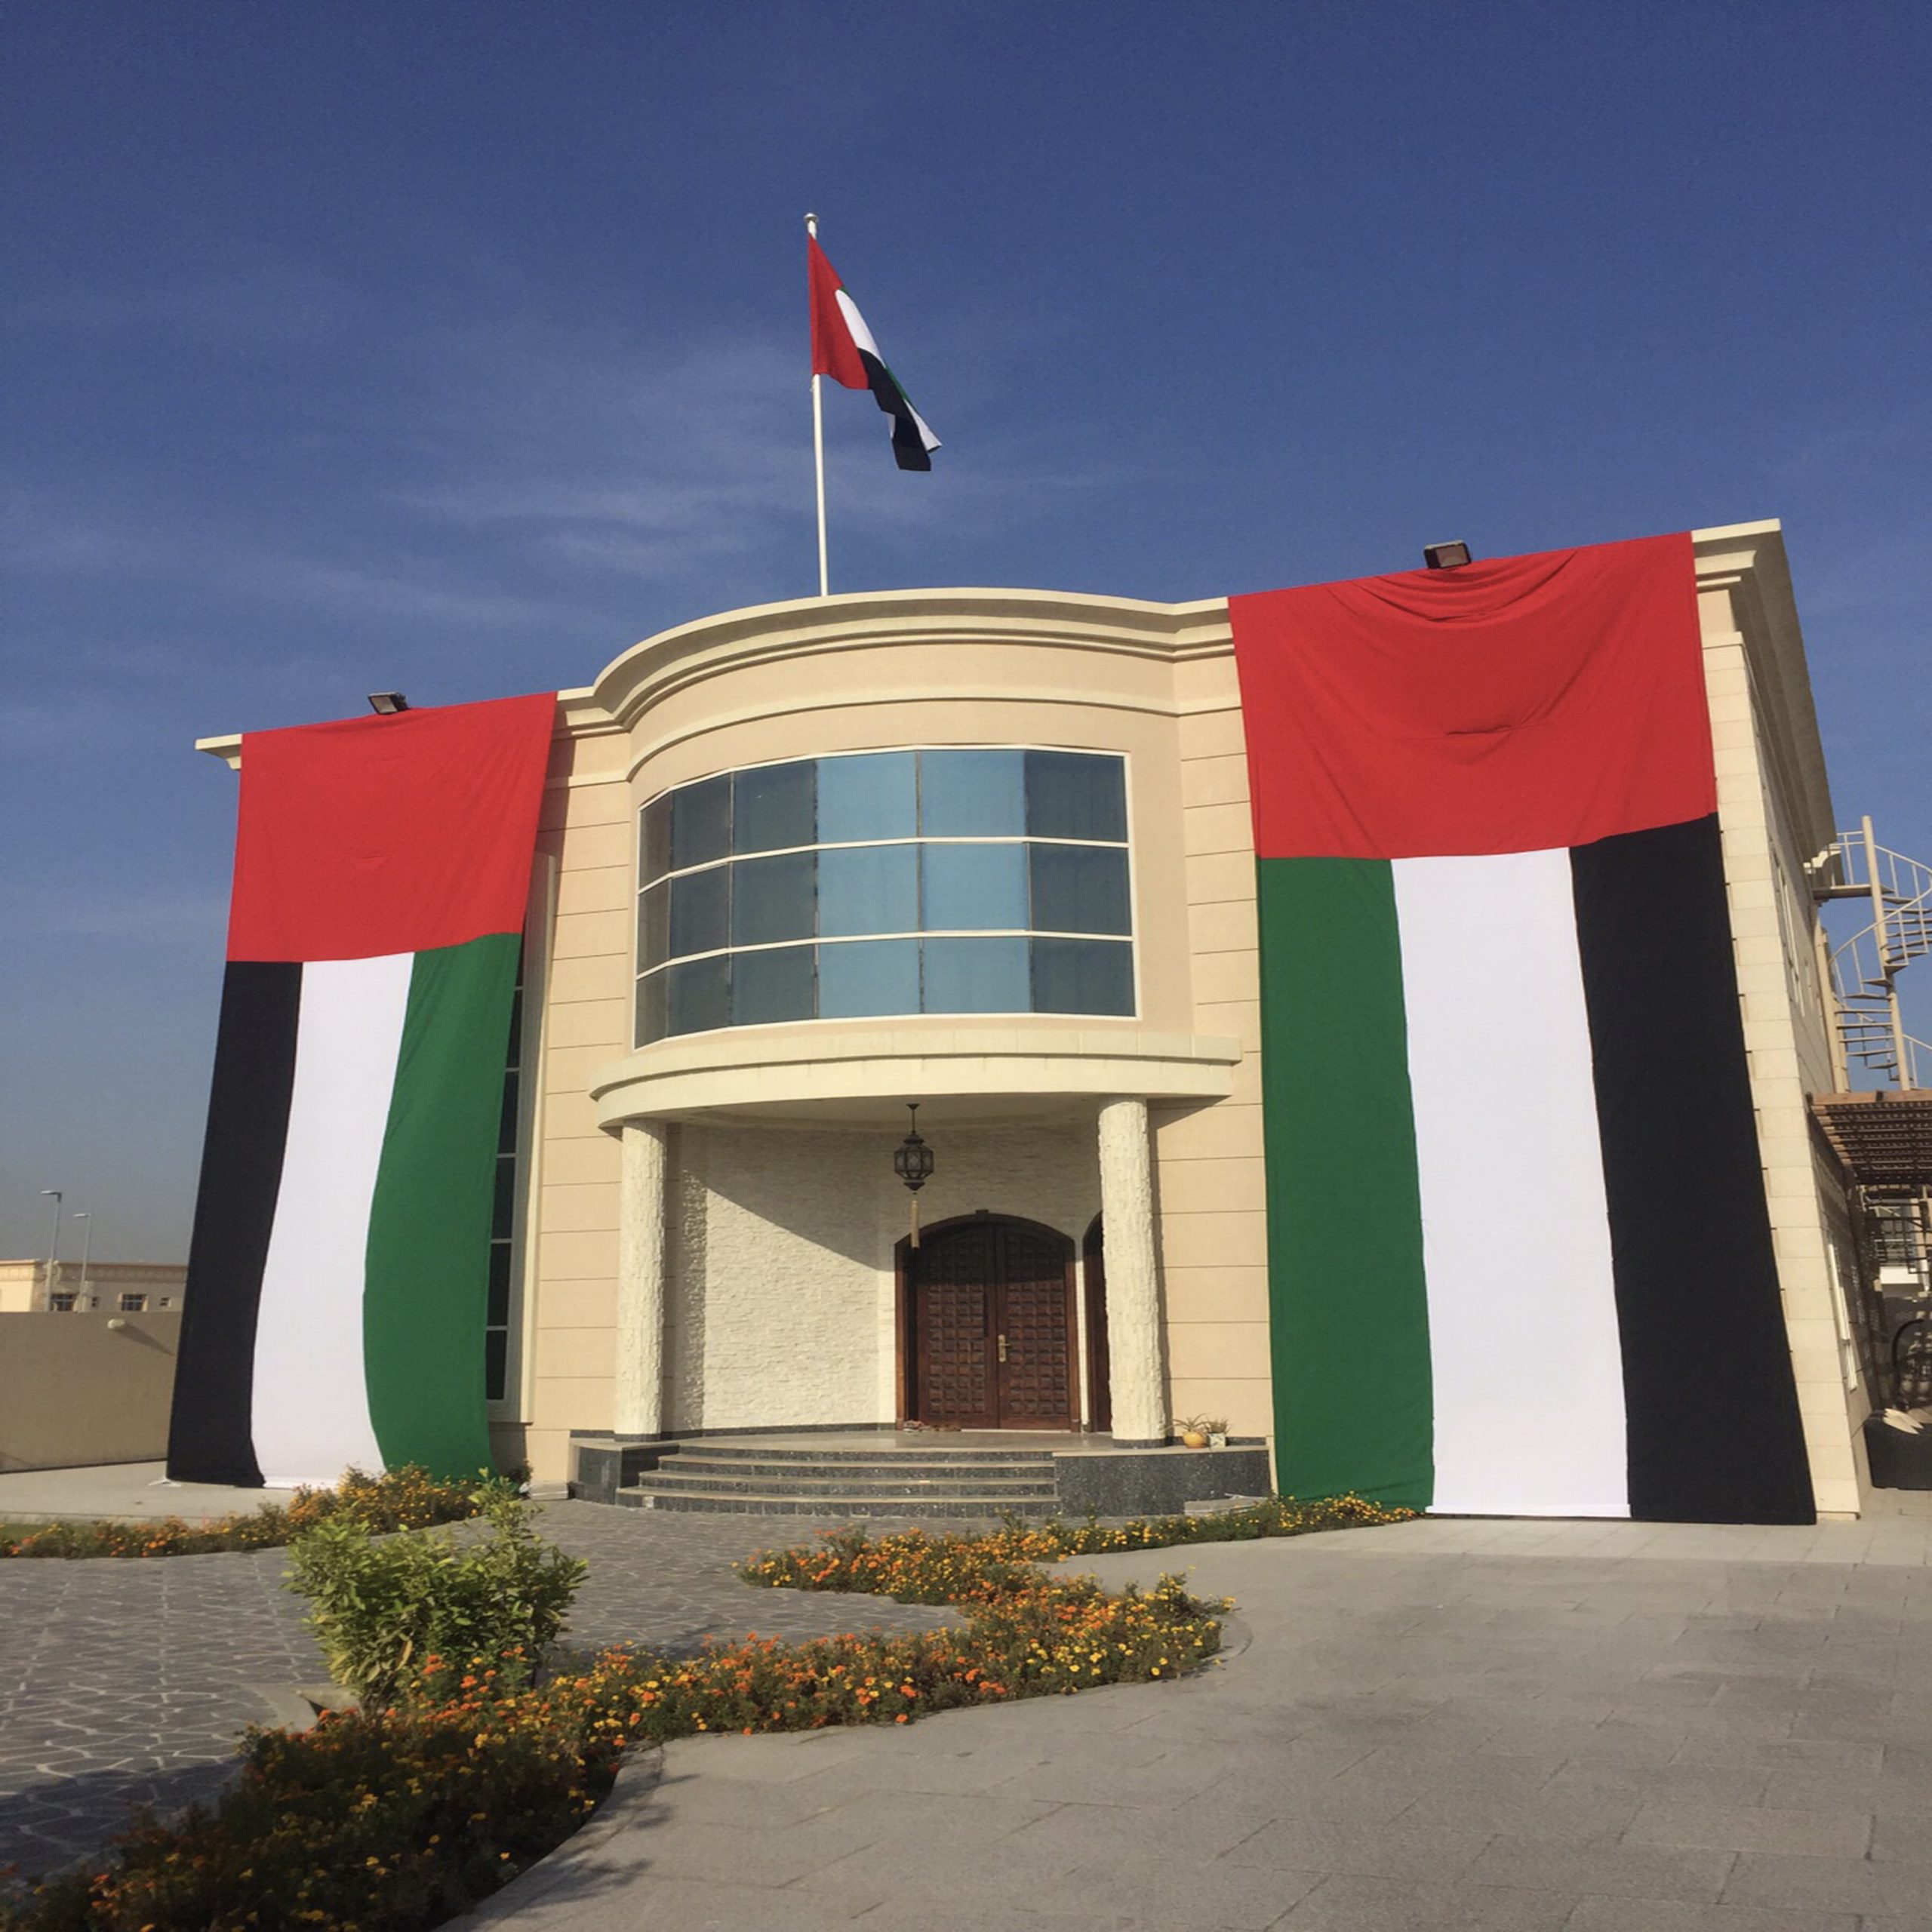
[
  {"x1": 250, "y1": 952, "x2": 414, "y2": 1487},
  {"x1": 1392, "y1": 849, "x2": 1630, "y2": 1518}
]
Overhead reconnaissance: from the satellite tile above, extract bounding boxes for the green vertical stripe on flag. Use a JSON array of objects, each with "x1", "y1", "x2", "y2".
[
  {"x1": 1257, "y1": 858, "x2": 1432, "y2": 1509},
  {"x1": 364, "y1": 931, "x2": 520, "y2": 1478}
]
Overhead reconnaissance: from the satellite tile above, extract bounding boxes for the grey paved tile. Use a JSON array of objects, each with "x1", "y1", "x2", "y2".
[
  {"x1": 795, "y1": 1833, "x2": 1097, "y2": 1909},
  {"x1": 1872, "y1": 1815, "x2": 1932, "y2": 1863},
  {"x1": 1464, "y1": 1835, "x2": 1737, "y2": 1901},
  {"x1": 851, "y1": 1907, "x2": 1136, "y2": 1932},
  {"x1": 1723, "y1": 1851, "x2": 1932, "y2": 1914},
  {"x1": 1276, "y1": 1873, "x2": 1579, "y2": 1930},
  {"x1": 1222, "y1": 1814, "x2": 1492, "y2": 1882},
  {"x1": 1623, "y1": 1802, "x2": 1872, "y2": 1856},
  {"x1": 1564, "y1": 1899, "x2": 1858, "y2": 1930},
  {"x1": 1063, "y1": 1847, "x2": 1323, "y2": 1930}
]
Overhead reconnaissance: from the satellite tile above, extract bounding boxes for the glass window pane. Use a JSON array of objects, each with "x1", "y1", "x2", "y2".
[
  {"x1": 921, "y1": 842, "x2": 1029, "y2": 930},
  {"x1": 497, "y1": 1072, "x2": 519, "y2": 1155},
  {"x1": 485, "y1": 1327, "x2": 509, "y2": 1403},
  {"x1": 1028, "y1": 844, "x2": 1131, "y2": 934},
  {"x1": 637, "y1": 881, "x2": 669, "y2": 971},
  {"x1": 640, "y1": 797, "x2": 673, "y2": 882},
  {"x1": 731, "y1": 851, "x2": 817, "y2": 946},
  {"x1": 667, "y1": 866, "x2": 728, "y2": 956},
  {"x1": 732, "y1": 759, "x2": 815, "y2": 854},
  {"x1": 1032, "y1": 938, "x2": 1135, "y2": 1015},
  {"x1": 670, "y1": 774, "x2": 731, "y2": 869},
  {"x1": 920, "y1": 749, "x2": 1026, "y2": 836},
  {"x1": 818, "y1": 938, "x2": 921, "y2": 1018},
  {"x1": 487, "y1": 1243, "x2": 512, "y2": 1325},
  {"x1": 732, "y1": 944, "x2": 816, "y2": 1026},
  {"x1": 666, "y1": 955, "x2": 730, "y2": 1035},
  {"x1": 922, "y1": 937, "x2": 1030, "y2": 1014},
  {"x1": 491, "y1": 1155, "x2": 516, "y2": 1240},
  {"x1": 819, "y1": 843, "x2": 918, "y2": 937},
  {"x1": 817, "y1": 751, "x2": 916, "y2": 844},
  {"x1": 635, "y1": 971, "x2": 667, "y2": 1045},
  {"x1": 1026, "y1": 750, "x2": 1128, "y2": 842}
]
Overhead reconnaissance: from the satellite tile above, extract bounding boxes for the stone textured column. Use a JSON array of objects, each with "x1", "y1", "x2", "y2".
[
  {"x1": 614, "y1": 1118, "x2": 669, "y2": 1438},
  {"x1": 1097, "y1": 1097, "x2": 1165, "y2": 1444}
]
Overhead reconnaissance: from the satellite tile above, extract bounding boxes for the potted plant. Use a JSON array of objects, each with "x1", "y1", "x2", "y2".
[
  {"x1": 1204, "y1": 1418, "x2": 1230, "y2": 1450},
  {"x1": 1174, "y1": 1414, "x2": 1211, "y2": 1449}
]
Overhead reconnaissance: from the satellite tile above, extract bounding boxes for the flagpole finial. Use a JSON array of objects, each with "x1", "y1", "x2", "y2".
[{"x1": 804, "y1": 211, "x2": 818, "y2": 237}]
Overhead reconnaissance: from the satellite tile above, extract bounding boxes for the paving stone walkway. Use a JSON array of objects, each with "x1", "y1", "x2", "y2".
[
  {"x1": 0, "y1": 1502, "x2": 956, "y2": 1880},
  {"x1": 476, "y1": 1512, "x2": 1932, "y2": 1932}
]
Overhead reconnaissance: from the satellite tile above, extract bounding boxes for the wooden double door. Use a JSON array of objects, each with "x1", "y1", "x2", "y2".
[{"x1": 902, "y1": 1215, "x2": 1079, "y2": 1429}]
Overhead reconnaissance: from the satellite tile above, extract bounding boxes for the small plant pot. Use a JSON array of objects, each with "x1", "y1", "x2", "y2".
[
  {"x1": 1208, "y1": 1432, "x2": 1228, "y2": 1450},
  {"x1": 1180, "y1": 1430, "x2": 1209, "y2": 1450}
]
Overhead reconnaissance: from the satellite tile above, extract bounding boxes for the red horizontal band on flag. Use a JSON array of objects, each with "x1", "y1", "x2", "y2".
[
  {"x1": 1230, "y1": 531, "x2": 1713, "y2": 860},
  {"x1": 226, "y1": 693, "x2": 557, "y2": 962}
]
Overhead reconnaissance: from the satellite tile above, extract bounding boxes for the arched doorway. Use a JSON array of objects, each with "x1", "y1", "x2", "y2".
[
  {"x1": 898, "y1": 1215, "x2": 1077, "y2": 1429},
  {"x1": 1083, "y1": 1214, "x2": 1112, "y2": 1433}
]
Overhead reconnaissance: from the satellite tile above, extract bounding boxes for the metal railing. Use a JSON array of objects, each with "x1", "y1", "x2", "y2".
[{"x1": 1820, "y1": 818, "x2": 1932, "y2": 1089}]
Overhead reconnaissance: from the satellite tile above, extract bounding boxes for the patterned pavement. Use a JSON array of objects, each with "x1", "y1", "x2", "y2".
[{"x1": 0, "y1": 1502, "x2": 961, "y2": 1881}]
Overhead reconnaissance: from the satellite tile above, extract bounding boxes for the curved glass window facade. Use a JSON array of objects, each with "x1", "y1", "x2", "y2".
[{"x1": 635, "y1": 749, "x2": 1134, "y2": 1044}]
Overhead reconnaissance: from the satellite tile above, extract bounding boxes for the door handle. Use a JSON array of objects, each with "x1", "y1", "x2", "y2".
[{"x1": 997, "y1": 1334, "x2": 1008, "y2": 1362}]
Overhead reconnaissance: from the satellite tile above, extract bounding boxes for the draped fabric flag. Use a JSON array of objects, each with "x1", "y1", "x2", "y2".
[
  {"x1": 168, "y1": 694, "x2": 555, "y2": 1488},
  {"x1": 808, "y1": 234, "x2": 940, "y2": 471},
  {"x1": 1231, "y1": 533, "x2": 1815, "y2": 1524}
]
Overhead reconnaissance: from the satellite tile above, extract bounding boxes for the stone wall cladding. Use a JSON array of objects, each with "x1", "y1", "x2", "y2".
[{"x1": 666, "y1": 1121, "x2": 1101, "y2": 1434}]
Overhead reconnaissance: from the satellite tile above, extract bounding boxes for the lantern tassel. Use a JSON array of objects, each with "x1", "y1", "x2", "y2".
[{"x1": 909, "y1": 1193, "x2": 921, "y2": 1250}]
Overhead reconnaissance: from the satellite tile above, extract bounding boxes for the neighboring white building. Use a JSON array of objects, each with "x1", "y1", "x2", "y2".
[{"x1": 0, "y1": 1260, "x2": 188, "y2": 1315}]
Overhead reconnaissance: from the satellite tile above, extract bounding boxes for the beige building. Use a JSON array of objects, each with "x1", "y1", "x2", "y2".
[
  {"x1": 195, "y1": 518, "x2": 1904, "y2": 1517},
  {"x1": 0, "y1": 1260, "x2": 187, "y2": 1315}
]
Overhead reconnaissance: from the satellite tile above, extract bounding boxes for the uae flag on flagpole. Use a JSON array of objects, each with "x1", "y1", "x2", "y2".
[
  {"x1": 1231, "y1": 533, "x2": 1815, "y2": 1525},
  {"x1": 808, "y1": 234, "x2": 940, "y2": 470},
  {"x1": 167, "y1": 693, "x2": 555, "y2": 1488}
]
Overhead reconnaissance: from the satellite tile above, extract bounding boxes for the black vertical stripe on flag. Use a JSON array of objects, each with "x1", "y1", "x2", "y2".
[
  {"x1": 1571, "y1": 815, "x2": 1815, "y2": 1524},
  {"x1": 166, "y1": 961, "x2": 302, "y2": 1487},
  {"x1": 857, "y1": 349, "x2": 933, "y2": 472}
]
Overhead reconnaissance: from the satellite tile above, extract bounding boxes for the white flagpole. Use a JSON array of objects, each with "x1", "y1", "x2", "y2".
[{"x1": 806, "y1": 211, "x2": 829, "y2": 597}]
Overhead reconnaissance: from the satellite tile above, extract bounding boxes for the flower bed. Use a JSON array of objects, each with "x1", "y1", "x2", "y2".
[
  {"x1": 737, "y1": 1493, "x2": 1415, "y2": 1604},
  {"x1": 0, "y1": 1494, "x2": 1407, "y2": 1932},
  {"x1": 0, "y1": 1467, "x2": 511, "y2": 1560}
]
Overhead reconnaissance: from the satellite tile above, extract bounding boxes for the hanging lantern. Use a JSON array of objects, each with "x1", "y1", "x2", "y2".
[{"x1": 893, "y1": 1103, "x2": 935, "y2": 1248}]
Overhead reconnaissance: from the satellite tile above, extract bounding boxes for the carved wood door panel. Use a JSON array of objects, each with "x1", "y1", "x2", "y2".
[
  {"x1": 994, "y1": 1226, "x2": 1076, "y2": 1427},
  {"x1": 909, "y1": 1219, "x2": 1075, "y2": 1429},
  {"x1": 912, "y1": 1222, "x2": 998, "y2": 1428}
]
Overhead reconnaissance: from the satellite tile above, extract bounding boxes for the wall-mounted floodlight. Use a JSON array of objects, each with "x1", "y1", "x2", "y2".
[
  {"x1": 1423, "y1": 542, "x2": 1472, "y2": 570},
  {"x1": 367, "y1": 692, "x2": 410, "y2": 715}
]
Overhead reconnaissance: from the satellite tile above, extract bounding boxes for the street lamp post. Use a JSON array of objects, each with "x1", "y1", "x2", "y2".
[
  {"x1": 73, "y1": 1212, "x2": 93, "y2": 1310},
  {"x1": 39, "y1": 1189, "x2": 63, "y2": 1310}
]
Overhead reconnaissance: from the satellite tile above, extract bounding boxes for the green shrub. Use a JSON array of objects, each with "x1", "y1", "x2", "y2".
[
  {"x1": 286, "y1": 1494, "x2": 586, "y2": 1706},
  {"x1": 0, "y1": 1466, "x2": 513, "y2": 1560}
]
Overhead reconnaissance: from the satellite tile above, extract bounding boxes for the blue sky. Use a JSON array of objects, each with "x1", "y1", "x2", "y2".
[{"x1": 4, "y1": 2, "x2": 1927, "y2": 1263}]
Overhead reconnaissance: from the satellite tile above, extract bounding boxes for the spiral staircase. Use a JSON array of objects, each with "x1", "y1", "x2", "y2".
[
  {"x1": 1817, "y1": 818, "x2": 1932, "y2": 1091},
  {"x1": 1810, "y1": 821, "x2": 1932, "y2": 1468}
]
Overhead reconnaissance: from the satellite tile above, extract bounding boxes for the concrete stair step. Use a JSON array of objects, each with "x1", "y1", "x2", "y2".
[
  {"x1": 617, "y1": 1487, "x2": 1056, "y2": 1518},
  {"x1": 644, "y1": 1470, "x2": 1057, "y2": 1500},
  {"x1": 668, "y1": 1441, "x2": 1057, "y2": 1466},
  {"x1": 659, "y1": 1454, "x2": 1056, "y2": 1481}
]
